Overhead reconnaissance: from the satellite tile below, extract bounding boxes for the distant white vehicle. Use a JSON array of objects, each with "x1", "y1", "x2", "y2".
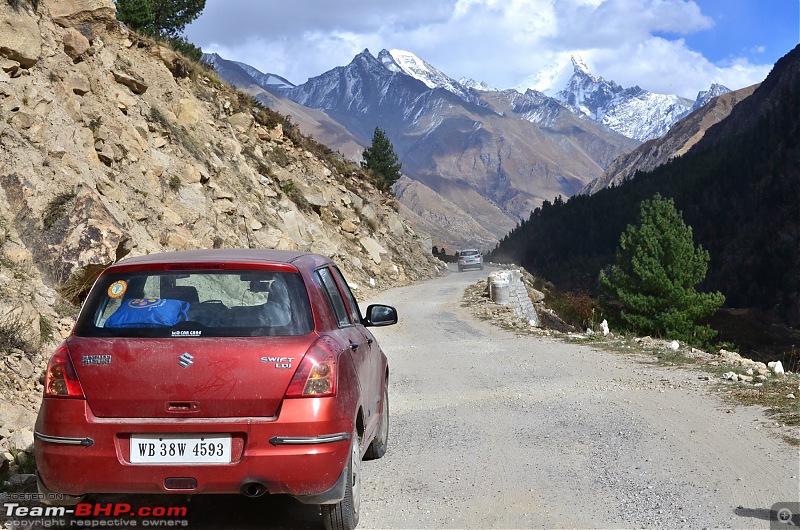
[{"x1": 457, "y1": 249, "x2": 484, "y2": 272}]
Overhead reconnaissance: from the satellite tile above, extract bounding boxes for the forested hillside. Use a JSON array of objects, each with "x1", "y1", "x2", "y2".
[{"x1": 489, "y1": 45, "x2": 800, "y2": 329}]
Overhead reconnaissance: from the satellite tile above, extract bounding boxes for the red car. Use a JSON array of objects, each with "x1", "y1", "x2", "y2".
[{"x1": 34, "y1": 249, "x2": 396, "y2": 530}]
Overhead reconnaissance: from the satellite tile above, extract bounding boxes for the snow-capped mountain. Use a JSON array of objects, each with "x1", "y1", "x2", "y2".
[
  {"x1": 377, "y1": 49, "x2": 482, "y2": 106},
  {"x1": 268, "y1": 49, "x2": 636, "y2": 237},
  {"x1": 692, "y1": 83, "x2": 731, "y2": 112},
  {"x1": 517, "y1": 55, "x2": 728, "y2": 142},
  {"x1": 459, "y1": 77, "x2": 497, "y2": 92},
  {"x1": 204, "y1": 47, "x2": 736, "y2": 247},
  {"x1": 580, "y1": 83, "x2": 758, "y2": 196},
  {"x1": 514, "y1": 55, "x2": 585, "y2": 96},
  {"x1": 232, "y1": 60, "x2": 295, "y2": 91}
]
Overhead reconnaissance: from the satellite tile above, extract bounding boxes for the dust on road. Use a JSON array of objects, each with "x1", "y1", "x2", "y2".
[{"x1": 359, "y1": 267, "x2": 799, "y2": 529}]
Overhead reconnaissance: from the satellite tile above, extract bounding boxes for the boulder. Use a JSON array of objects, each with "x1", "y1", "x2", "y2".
[
  {"x1": 44, "y1": 0, "x2": 117, "y2": 30},
  {"x1": 0, "y1": 402, "x2": 36, "y2": 434},
  {"x1": 1, "y1": 174, "x2": 131, "y2": 297},
  {"x1": 62, "y1": 28, "x2": 91, "y2": 61},
  {"x1": 768, "y1": 361, "x2": 785, "y2": 375},
  {"x1": 177, "y1": 98, "x2": 201, "y2": 126},
  {"x1": 360, "y1": 237, "x2": 387, "y2": 265},
  {"x1": 8, "y1": 429, "x2": 34, "y2": 452},
  {"x1": 0, "y1": 2, "x2": 41, "y2": 68},
  {"x1": 65, "y1": 71, "x2": 91, "y2": 95},
  {"x1": 149, "y1": 45, "x2": 188, "y2": 78},
  {"x1": 112, "y1": 62, "x2": 147, "y2": 94}
]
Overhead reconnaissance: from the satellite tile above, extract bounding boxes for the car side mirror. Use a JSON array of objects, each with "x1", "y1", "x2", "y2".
[{"x1": 364, "y1": 304, "x2": 398, "y2": 327}]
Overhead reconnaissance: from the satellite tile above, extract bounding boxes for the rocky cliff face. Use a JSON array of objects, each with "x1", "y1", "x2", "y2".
[{"x1": 0, "y1": 0, "x2": 443, "y2": 466}]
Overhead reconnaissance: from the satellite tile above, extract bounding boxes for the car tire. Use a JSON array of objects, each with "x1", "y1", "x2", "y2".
[
  {"x1": 364, "y1": 383, "x2": 389, "y2": 460},
  {"x1": 321, "y1": 430, "x2": 361, "y2": 530}
]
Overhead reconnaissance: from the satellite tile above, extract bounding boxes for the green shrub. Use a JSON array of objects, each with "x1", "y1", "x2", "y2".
[
  {"x1": 599, "y1": 194, "x2": 725, "y2": 347},
  {"x1": 39, "y1": 314, "x2": 54, "y2": 345},
  {"x1": 0, "y1": 315, "x2": 33, "y2": 355},
  {"x1": 270, "y1": 146, "x2": 291, "y2": 168},
  {"x1": 42, "y1": 191, "x2": 77, "y2": 230},
  {"x1": 281, "y1": 181, "x2": 310, "y2": 212},
  {"x1": 548, "y1": 291, "x2": 599, "y2": 331},
  {"x1": 168, "y1": 175, "x2": 182, "y2": 192}
]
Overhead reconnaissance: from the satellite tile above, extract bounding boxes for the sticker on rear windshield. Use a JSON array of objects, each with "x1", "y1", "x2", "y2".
[
  {"x1": 108, "y1": 280, "x2": 127, "y2": 299},
  {"x1": 172, "y1": 330, "x2": 202, "y2": 337}
]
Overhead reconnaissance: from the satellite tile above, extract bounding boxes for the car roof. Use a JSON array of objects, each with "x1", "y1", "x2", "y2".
[{"x1": 110, "y1": 249, "x2": 330, "y2": 269}]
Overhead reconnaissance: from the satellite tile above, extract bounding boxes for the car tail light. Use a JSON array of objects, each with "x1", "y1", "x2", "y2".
[
  {"x1": 44, "y1": 343, "x2": 85, "y2": 398},
  {"x1": 284, "y1": 339, "x2": 337, "y2": 398}
]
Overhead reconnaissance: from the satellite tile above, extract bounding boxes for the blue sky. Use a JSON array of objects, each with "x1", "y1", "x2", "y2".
[
  {"x1": 185, "y1": 0, "x2": 799, "y2": 99},
  {"x1": 682, "y1": 0, "x2": 797, "y2": 64}
]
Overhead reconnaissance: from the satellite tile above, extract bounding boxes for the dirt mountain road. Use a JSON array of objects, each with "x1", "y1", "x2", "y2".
[
  {"x1": 358, "y1": 267, "x2": 799, "y2": 529},
  {"x1": 7, "y1": 267, "x2": 796, "y2": 530}
]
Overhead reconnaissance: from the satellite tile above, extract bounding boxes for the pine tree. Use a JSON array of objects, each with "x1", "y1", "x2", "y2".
[
  {"x1": 599, "y1": 194, "x2": 725, "y2": 346},
  {"x1": 361, "y1": 127, "x2": 402, "y2": 192},
  {"x1": 114, "y1": 0, "x2": 204, "y2": 41},
  {"x1": 149, "y1": 0, "x2": 205, "y2": 40},
  {"x1": 115, "y1": 0, "x2": 154, "y2": 31}
]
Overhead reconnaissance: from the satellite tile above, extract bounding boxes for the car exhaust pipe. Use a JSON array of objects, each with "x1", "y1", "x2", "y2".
[{"x1": 240, "y1": 482, "x2": 268, "y2": 497}]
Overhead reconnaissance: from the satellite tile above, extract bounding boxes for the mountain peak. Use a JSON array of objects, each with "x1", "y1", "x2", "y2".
[
  {"x1": 380, "y1": 49, "x2": 450, "y2": 90},
  {"x1": 459, "y1": 77, "x2": 497, "y2": 92},
  {"x1": 570, "y1": 54, "x2": 592, "y2": 77},
  {"x1": 376, "y1": 49, "x2": 480, "y2": 104},
  {"x1": 513, "y1": 53, "x2": 574, "y2": 96},
  {"x1": 692, "y1": 82, "x2": 731, "y2": 111}
]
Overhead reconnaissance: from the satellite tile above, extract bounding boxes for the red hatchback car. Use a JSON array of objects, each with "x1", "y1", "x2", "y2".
[{"x1": 34, "y1": 249, "x2": 397, "y2": 530}]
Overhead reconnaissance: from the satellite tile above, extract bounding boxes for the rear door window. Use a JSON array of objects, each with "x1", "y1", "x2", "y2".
[
  {"x1": 330, "y1": 266, "x2": 362, "y2": 325},
  {"x1": 316, "y1": 267, "x2": 351, "y2": 327}
]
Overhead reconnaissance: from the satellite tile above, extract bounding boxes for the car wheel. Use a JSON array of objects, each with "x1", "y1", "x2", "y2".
[
  {"x1": 364, "y1": 383, "x2": 389, "y2": 460},
  {"x1": 321, "y1": 430, "x2": 361, "y2": 530}
]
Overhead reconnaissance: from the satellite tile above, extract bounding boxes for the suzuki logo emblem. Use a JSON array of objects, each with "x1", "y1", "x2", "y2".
[{"x1": 178, "y1": 352, "x2": 194, "y2": 368}]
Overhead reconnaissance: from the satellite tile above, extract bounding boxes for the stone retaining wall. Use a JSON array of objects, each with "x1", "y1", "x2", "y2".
[{"x1": 488, "y1": 270, "x2": 540, "y2": 327}]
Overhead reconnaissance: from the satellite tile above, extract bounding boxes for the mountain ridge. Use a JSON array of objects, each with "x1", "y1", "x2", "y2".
[
  {"x1": 214, "y1": 48, "x2": 639, "y2": 248},
  {"x1": 514, "y1": 54, "x2": 729, "y2": 142},
  {"x1": 580, "y1": 82, "x2": 759, "y2": 195},
  {"x1": 488, "y1": 44, "x2": 800, "y2": 329}
]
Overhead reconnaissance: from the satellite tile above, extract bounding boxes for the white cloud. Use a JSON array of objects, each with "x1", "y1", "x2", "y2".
[{"x1": 185, "y1": 0, "x2": 774, "y2": 97}]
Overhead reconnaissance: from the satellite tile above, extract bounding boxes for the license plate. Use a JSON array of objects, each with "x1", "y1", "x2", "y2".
[{"x1": 130, "y1": 434, "x2": 231, "y2": 464}]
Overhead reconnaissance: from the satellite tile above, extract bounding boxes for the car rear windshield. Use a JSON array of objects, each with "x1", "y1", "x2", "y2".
[
  {"x1": 460, "y1": 250, "x2": 479, "y2": 256},
  {"x1": 74, "y1": 270, "x2": 314, "y2": 338}
]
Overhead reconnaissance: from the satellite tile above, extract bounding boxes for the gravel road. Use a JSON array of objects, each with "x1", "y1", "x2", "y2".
[
  {"x1": 5, "y1": 267, "x2": 797, "y2": 529},
  {"x1": 357, "y1": 266, "x2": 800, "y2": 529}
]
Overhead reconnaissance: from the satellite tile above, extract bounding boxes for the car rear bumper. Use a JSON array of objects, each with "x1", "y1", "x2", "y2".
[{"x1": 34, "y1": 397, "x2": 353, "y2": 501}]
